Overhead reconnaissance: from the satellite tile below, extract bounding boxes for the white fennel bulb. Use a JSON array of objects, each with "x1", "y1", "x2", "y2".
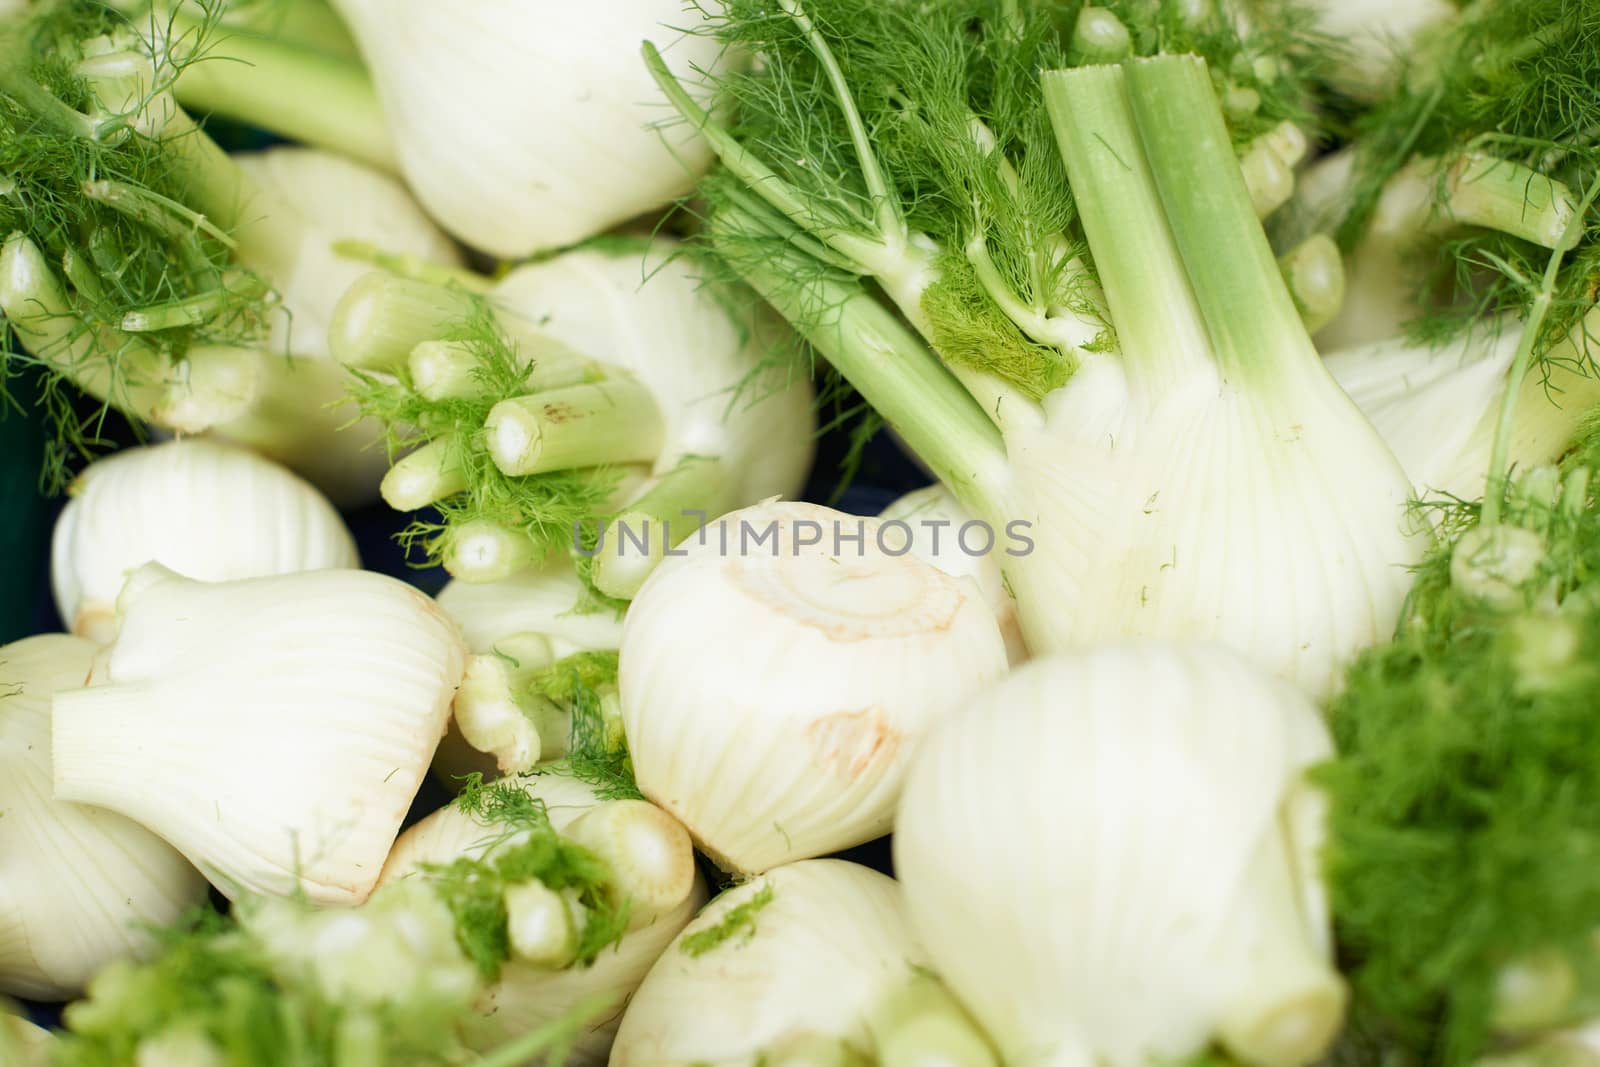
[
  {"x1": 50, "y1": 564, "x2": 466, "y2": 905},
  {"x1": 50, "y1": 440, "x2": 357, "y2": 644},
  {"x1": 612, "y1": 859, "x2": 997, "y2": 1066},
  {"x1": 895, "y1": 643, "x2": 1344, "y2": 1067},
  {"x1": 379, "y1": 775, "x2": 705, "y2": 1065},
  {"x1": 1301, "y1": 0, "x2": 1456, "y2": 101},
  {"x1": 0, "y1": 635, "x2": 207, "y2": 999},
  {"x1": 879, "y1": 484, "x2": 1028, "y2": 665},
  {"x1": 326, "y1": 0, "x2": 724, "y2": 256},
  {"x1": 620, "y1": 499, "x2": 1010, "y2": 875},
  {"x1": 213, "y1": 146, "x2": 464, "y2": 505},
  {"x1": 2, "y1": 1013, "x2": 53, "y2": 1066},
  {"x1": 437, "y1": 561, "x2": 625, "y2": 657},
  {"x1": 1324, "y1": 307, "x2": 1600, "y2": 502}
]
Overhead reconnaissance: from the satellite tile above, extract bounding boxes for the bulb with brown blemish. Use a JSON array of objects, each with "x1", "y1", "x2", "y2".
[{"x1": 619, "y1": 500, "x2": 1010, "y2": 875}]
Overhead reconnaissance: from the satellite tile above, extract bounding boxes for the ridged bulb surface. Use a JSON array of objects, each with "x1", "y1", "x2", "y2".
[
  {"x1": 329, "y1": 0, "x2": 724, "y2": 256},
  {"x1": 233, "y1": 146, "x2": 462, "y2": 359},
  {"x1": 1325, "y1": 308, "x2": 1600, "y2": 503},
  {"x1": 215, "y1": 147, "x2": 464, "y2": 505},
  {"x1": 491, "y1": 245, "x2": 815, "y2": 502},
  {"x1": 436, "y1": 560, "x2": 625, "y2": 656},
  {"x1": 379, "y1": 776, "x2": 704, "y2": 1065},
  {"x1": 999, "y1": 357, "x2": 1422, "y2": 698},
  {"x1": 894, "y1": 643, "x2": 1343, "y2": 1067},
  {"x1": 879, "y1": 484, "x2": 1028, "y2": 665},
  {"x1": 611, "y1": 860, "x2": 927, "y2": 1065},
  {"x1": 0, "y1": 635, "x2": 207, "y2": 999},
  {"x1": 50, "y1": 441, "x2": 358, "y2": 644},
  {"x1": 620, "y1": 500, "x2": 1010, "y2": 874},
  {"x1": 50, "y1": 565, "x2": 466, "y2": 905}
]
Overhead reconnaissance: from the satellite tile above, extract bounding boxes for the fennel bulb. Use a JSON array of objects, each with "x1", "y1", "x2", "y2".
[
  {"x1": 208, "y1": 145, "x2": 464, "y2": 505},
  {"x1": 1, "y1": 1013, "x2": 52, "y2": 1066},
  {"x1": 879, "y1": 484, "x2": 1028, "y2": 665},
  {"x1": 50, "y1": 440, "x2": 358, "y2": 644},
  {"x1": 378, "y1": 774, "x2": 705, "y2": 1065},
  {"x1": 895, "y1": 642, "x2": 1344, "y2": 1067},
  {"x1": 433, "y1": 563, "x2": 625, "y2": 785},
  {"x1": 50, "y1": 564, "x2": 466, "y2": 905},
  {"x1": 333, "y1": 241, "x2": 815, "y2": 592},
  {"x1": 437, "y1": 562, "x2": 625, "y2": 657},
  {"x1": 620, "y1": 499, "x2": 1009, "y2": 875},
  {"x1": 649, "y1": 7, "x2": 1424, "y2": 696},
  {"x1": 612, "y1": 859, "x2": 997, "y2": 1067},
  {"x1": 0, "y1": 634, "x2": 207, "y2": 1000},
  {"x1": 1300, "y1": 0, "x2": 1456, "y2": 101},
  {"x1": 324, "y1": 0, "x2": 725, "y2": 256},
  {"x1": 1324, "y1": 307, "x2": 1600, "y2": 503}
]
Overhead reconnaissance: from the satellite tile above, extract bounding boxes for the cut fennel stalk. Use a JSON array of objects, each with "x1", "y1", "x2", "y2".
[{"x1": 651, "y1": 25, "x2": 1422, "y2": 696}]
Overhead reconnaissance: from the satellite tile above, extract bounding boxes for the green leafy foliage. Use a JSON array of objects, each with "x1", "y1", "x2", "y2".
[
  {"x1": 672, "y1": 0, "x2": 1324, "y2": 399},
  {"x1": 1318, "y1": 432, "x2": 1600, "y2": 1065},
  {"x1": 50, "y1": 903, "x2": 483, "y2": 1067},
  {"x1": 0, "y1": 0, "x2": 273, "y2": 488},
  {"x1": 525, "y1": 650, "x2": 644, "y2": 802},
  {"x1": 1338, "y1": 0, "x2": 1600, "y2": 356},
  {"x1": 679, "y1": 884, "x2": 775, "y2": 958}
]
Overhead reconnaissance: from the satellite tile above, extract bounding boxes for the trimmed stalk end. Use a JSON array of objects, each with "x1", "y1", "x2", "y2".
[
  {"x1": 504, "y1": 880, "x2": 580, "y2": 969},
  {"x1": 443, "y1": 520, "x2": 536, "y2": 583},
  {"x1": 409, "y1": 341, "x2": 487, "y2": 402},
  {"x1": 561, "y1": 800, "x2": 696, "y2": 928},
  {"x1": 381, "y1": 439, "x2": 467, "y2": 512}
]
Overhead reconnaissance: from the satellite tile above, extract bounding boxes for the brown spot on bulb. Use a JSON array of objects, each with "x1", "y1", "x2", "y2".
[{"x1": 806, "y1": 706, "x2": 902, "y2": 780}]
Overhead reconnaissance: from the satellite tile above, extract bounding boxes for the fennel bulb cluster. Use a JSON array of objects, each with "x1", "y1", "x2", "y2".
[
  {"x1": 0, "y1": 635, "x2": 208, "y2": 1000},
  {"x1": 896, "y1": 642, "x2": 1344, "y2": 1067},
  {"x1": 0, "y1": 10, "x2": 465, "y2": 502},
  {"x1": 334, "y1": 241, "x2": 814, "y2": 593},
  {"x1": 209, "y1": 145, "x2": 465, "y2": 504},
  {"x1": 50, "y1": 440, "x2": 358, "y2": 644},
  {"x1": 649, "y1": 4, "x2": 1424, "y2": 697},
  {"x1": 380, "y1": 775, "x2": 704, "y2": 1064},
  {"x1": 613, "y1": 859, "x2": 996, "y2": 1066},
  {"x1": 50, "y1": 564, "x2": 466, "y2": 905},
  {"x1": 325, "y1": 0, "x2": 725, "y2": 256},
  {"x1": 620, "y1": 500, "x2": 1009, "y2": 875}
]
